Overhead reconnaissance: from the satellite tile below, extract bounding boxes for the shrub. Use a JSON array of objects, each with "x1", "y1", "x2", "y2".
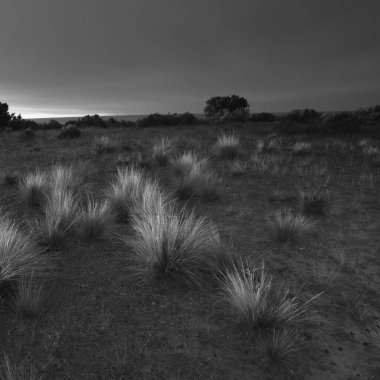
[
  {"x1": 76, "y1": 199, "x2": 114, "y2": 242},
  {"x1": 20, "y1": 128, "x2": 36, "y2": 141},
  {"x1": 124, "y1": 205, "x2": 221, "y2": 286},
  {"x1": 58, "y1": 124, "x2": 81, "y2": 138},
  {"x1": 285, "y1": 109, "x2": 321, "y2": 123},
  {"x1": 204, "y1": 95, "x2": 249, "y2": 122},
  {"x1": 94, "y1": 136, "x2": 117, "y2": 154},
  {"x1": 0, "y1": 213, "x2": 50, "y2": 297},
  {"x1": 137, "y1": 112, "x2": 199, "y2": 127},
  {"x1": 271, "y1": 209, "x2": 316, "y2": 242},
  {"x1": 214, "y1": 132, "x2": 240, "y2": 160},
  {"x1": 221, "y1": 260, "x2": 320, "y2": 329},
  {"x1": 151, "y1": 137, "x2": 172, "y2": 166},
  {"x1": 18, "y1": 170, "x2": 48, "y2": 208},
  {"x1": 322, "y1": 112, "x2": 360, "y2": 133},
  {"x1": 250, "y1": 113, "x2": 276, "y2": 123}
]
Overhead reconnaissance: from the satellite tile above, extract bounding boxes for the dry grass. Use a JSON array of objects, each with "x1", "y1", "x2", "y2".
[
  {"x1": 221, "y1": 261, "x2": 321, "y2": 329},
  {"x1": 94, "y1": 136, "x2": 118, "y2": 154},
  {"x1": 254, "y1": 328, "x2": 301, "y2": 373},
  {"x1": 152, "y1": 137, "x2": 172, "y2": 166},
  {"x1": 33, "y1": 187, "x2": 79, "y2": 249},
  {"x1": 18, "y1": 169, "x2": 48, "y2": 208},
  {"x1": 214, "y1": 132, "x2": 240, "y2": 159},
  {"x1": 271, "y1": 209, "x2": 316, "y2": 242},
  {"x1": 0, "y1": 355, "x2": 42, "y2": 380},
  {"x1": 76, "y1": 199, "x2": 115, "y2": 241},
  {"x1": 292, "y1": 142, "x2": 312, "y2": 156},
  {"x1": 0, "y1": 213, "x2": 50, "y2": 295},
  {"x1": 299, "y1": 186, "x2": 331, "y2": 215},
  {"x1": 124, "y1": 205, "x2": 221, "y2": 287},
  {"x1": 11, "y1": 277, "x2": 44, "y2": 319},
  {"x1": 228, "y1": 160, "x2": 247, "y2": 175},
  {"x1": 105, "y1": 166, "x2": 146, "y2": 223}
]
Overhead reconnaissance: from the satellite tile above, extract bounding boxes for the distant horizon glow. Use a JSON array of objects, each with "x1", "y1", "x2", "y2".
[{"x1": 1, "y1": 1, "x2": 379, "y2": 117}]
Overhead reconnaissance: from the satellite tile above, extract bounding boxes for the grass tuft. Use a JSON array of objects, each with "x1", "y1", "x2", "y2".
[
  {"x1": 271, "y1": 209, "x2": 316, "y2": 242},
  {"x1": 18, "y1": 170, "x2": 48, "y2": 208},
  {"x1": 0, "y1": 213, "x2": 50, "y2": 297},
  {"x1": 214, "y1": 132, "x2": 240, "y2": 160},
  {"x1": 152, "y1": 137, "x2": 172, "y2": 166},
  {"x1": 221, "y1": 260, "x2": 320, "y2": 329},
  {"x1": 76, "y1": 199, "x2": 114, "y2": 241},
  {"x1": 0, "y1": 354, "x2": 42, "y2": 380},
  {"x1": 124, "y1": 205, "x2": 221, "y2": 287}
]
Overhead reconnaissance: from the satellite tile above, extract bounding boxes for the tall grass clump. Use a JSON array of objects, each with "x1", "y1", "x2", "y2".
[
  {"x1": 124, "y1": 205, "x2": 221, "y2": 287},
  {"x1": 221, "y1": 261, "x2": 320, "y2": 329},
  {"x1": 271, "y1": 209, "x2": 316, "y2": 242},
  {"x1": 105, "y1": 166, "x2": 146, "y2": 223},
  {"x1": 292, "y1": 142, "x2": 312, "y2": 156},
  {"x1": 171, "y1": 152, "x2": 219, "y2": 202},
  {"x1": 76, "y1": 199, "x2": 114, "y2": 241},
  {"x1": 0, "y1": 354, "x2": 42, "y2": 380},
  {"x1": 49, "y1": 162, "x2": 89, "y2": 195},
  {"x1": 151, "y1": 137, "x2": 172, "y2": 166},
  {"x1": 33, "y1": 187, "x2": 79, "y2": 249},
  {"x1": 11, "y1": 277, "x2": 44, "y2": 319},
  {"x1": 214, "y1": 132, "x2": 240, "y2": 159},
  {"x1": 300, "y1": 186, "x2": 331, "y2": 215},
  {"x1": 0, "y1": 213, "x2": 50, "y2": 297},
  {"x1": 18, "y1": 169, "x2": 48, "y2": 208},
  {"x1": 94, "y1": 136, "x2": 118, "y2": 154}
]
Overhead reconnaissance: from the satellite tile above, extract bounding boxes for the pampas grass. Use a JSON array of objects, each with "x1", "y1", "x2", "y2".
[
  {"x1": 271, "y1": 209, "x2": 316, "y2": 242},
  {"x1": 221, "y1": 261, "x2": 320, "y2": 329},
  {"x1": 76, "y1": 199, "x2": 114, "y2": 241},
  {"x1": 18, "y1": 170, "x2": 48, "y2": 208},
  {"x1": 0, "y1": 213, "x2": 50, "y2": 295},
  {"x1": 124, "y1": 205, "x2": 221, "y2": 286},
  {"x1": 214, "y1": 132, "x2": 240, "y2": 159}
]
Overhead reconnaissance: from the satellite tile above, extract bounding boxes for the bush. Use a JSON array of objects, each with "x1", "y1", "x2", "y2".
[
  {"x1": 137, "y1": 112, "x2": 199, "y2": 127},
  {"x1": 321, "y1": 112, "x2": 360, "y2": 133},
  {"x1": 285, "y1": 109, "x2": 321, "y2": 124},
  {"x1": 204, "y1": 95, "x2": 250, "y2": 122},
  {"x1": 355, "y1": 105, "x2": 380, "y2": 125},
  {"x1": 58, "y1": 124, "x2": 81, "y2": 138},
  {"x1": 250, "y1": 113, "x2": 276, "y2": 123}
]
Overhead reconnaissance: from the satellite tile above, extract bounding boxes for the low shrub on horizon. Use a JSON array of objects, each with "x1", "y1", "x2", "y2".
[
  {"x1": 285, "y1": 109, "x2": 321, "y2": 124},
  {"x1": 137, "y1": 112, "x2": 200, "y2": 127},
  {"x1": 58, "y1": 124, "x2": 81, "y2": 139}
]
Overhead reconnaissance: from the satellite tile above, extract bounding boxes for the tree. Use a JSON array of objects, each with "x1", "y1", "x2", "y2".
[
  {"x1": 204, "y1": 95, "x2": 250, "y2": 121},
  {"x1": 0, "y1": 102, "x2": 14, "y2": 127}
]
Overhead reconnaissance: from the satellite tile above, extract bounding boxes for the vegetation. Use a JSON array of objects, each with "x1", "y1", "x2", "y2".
[{"x1": 204, "y1": 95, "x2": 250, "y2": 122}]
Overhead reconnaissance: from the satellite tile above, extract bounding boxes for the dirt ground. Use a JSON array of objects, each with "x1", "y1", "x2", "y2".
[{"x1": 0, "y1": 123, "x2": 379, "y2": 379}]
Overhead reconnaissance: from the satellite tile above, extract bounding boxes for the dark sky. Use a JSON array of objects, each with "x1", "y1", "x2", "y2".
[{"x1": 1, "y1": 0, "x2": 379, "y2": 118}]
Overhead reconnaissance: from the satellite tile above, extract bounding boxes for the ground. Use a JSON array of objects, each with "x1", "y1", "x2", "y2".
[{"x1": 0, "y1": 123, "x2": 379, "y2": 379}]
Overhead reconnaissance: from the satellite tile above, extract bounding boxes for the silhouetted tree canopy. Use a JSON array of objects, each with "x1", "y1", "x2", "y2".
[{"x1": 204, "y1": 95, "x2": 250, "y2": 121}]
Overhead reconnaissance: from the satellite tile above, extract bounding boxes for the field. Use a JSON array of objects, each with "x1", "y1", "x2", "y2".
[{"x1": 0, "y1": 123, "x2": 379, "y2": 379}]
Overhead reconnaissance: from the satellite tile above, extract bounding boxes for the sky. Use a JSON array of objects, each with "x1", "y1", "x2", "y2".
[{"x1": 0, "y1": 0, "x2": 379, "y2": 118}]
